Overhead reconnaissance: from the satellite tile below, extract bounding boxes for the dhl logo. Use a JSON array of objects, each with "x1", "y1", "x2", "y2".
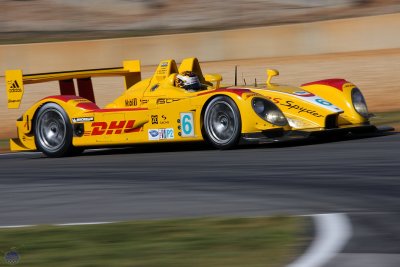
[{"x1": 84, "y1": 120, "x2": 141, "y2": 136}]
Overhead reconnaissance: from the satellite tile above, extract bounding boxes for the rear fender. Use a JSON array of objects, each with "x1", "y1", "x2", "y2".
[{"x1": 12, "y1": 95, "x2": 97, "y2": 151}]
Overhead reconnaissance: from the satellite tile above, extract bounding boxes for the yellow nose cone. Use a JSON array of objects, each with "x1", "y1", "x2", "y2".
[{"x1": 266, "y1": 69, "x2": 279, "y2": 85}]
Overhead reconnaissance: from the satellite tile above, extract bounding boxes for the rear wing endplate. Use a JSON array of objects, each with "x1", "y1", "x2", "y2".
[{"x1": 5, "y1": 60, "x2": 141, "y2": 109}]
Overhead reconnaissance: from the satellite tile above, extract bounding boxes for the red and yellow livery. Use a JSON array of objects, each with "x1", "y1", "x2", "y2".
[{"x1": 5, "y1": 57, "x2": 389, "y2": 157}]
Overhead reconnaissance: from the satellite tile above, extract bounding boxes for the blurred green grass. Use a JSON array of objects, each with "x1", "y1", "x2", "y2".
[
  {"x1": 370, "y1": 111, "x2": 400, "y2": 128},
  {"x1": 0, "y1": 216, "x2": 308, "y2": 267},
  {"x1": 0, "y1": 139, "x2": 9, "y2": 152}
]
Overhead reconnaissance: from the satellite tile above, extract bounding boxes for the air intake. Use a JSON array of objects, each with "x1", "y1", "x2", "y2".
[{"x1": 325, "y1": 114, "x2": 338, "y2": 129}]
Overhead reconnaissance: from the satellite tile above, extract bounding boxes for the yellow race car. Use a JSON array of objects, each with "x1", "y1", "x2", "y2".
[{"x1": 5, "y1": 57, "x2": 389, "y2": 157}]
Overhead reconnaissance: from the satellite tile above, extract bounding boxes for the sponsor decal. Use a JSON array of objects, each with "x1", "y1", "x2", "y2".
[
  {"x1": 244, "y1": 93, "x2": 259, "y2": 98},
  {"x1": 84, "y1": 120, "x2": 141, "y2": 136},
  {"x1": 180, "y1": 112, "x2": 195, "y2": 137},
  {"x1": 148, "y1": 128, "x2": 174, "y2": 141},
  {"x1": 8, "y1": 88, "x2": 22, "y2": 93},
  {"x1": 159, "y1": 128, "x2": 174, "y2": 139},
  {"x1": 280, "y1": 100, "x2": 324, "y2": 118},
  {"x1": 125, "y1": 98, "x2": 138, "y2": 107},
  {"x1": 7, "y1": 80, "x2": 22, "y2": 93},
  {"x1": 271, "y1": 97, "x2": 281, "y2": 104},
  {"x1": 156, "y1": 98, "x2": 181, "y2": 104},
  {"x1": 151, "y1": 115, "x2": 158, "y2": 124},
  {"x1": 294, "y1": 94, "x2": 342, "y2": 112},
  {"x1": 293, "y1": 91, "x2": 338, "y2": 108},
  {"x1": 315, "y1": 98, "x2": 332, "y2": 106},
  {"x1": 151, "y1": 115, "x2": 169, "y2": 125},
  {"x1": 158, "y1": 115, "x2": 169, "y2": 125},
  {"x1": 72, "y1": 117, "x2": 94, "y2": 123},
  {"x1": 264, "y1": 96, "x2": 281, "y2": 104},
  {"x1": 265, "y1": 94, "x2": 342, "y2": 116},
  {"x1": 148, "y1": 129, "x2": 160, "y2": 140},
  {"x1": 125, "y1": 98, "x2": 148, "y2": 107},
  {"x1": 157, "y1": 62, "x2": 169, "y2": 75},
  {"x1": 72, "y1": 98, "x2": 91, "y2": 103},
  {"x1": 293, "y1": 91, "x2": 315, "y2": 97},
  {"x1": 8, "y1": 99, "x2": 21, "y2": 103}
]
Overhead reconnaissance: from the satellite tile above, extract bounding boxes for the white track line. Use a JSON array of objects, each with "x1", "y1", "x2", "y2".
[
  {"x1": 55, "y1": 221, "x2": 115, "y2": 226},
  {"x1": 287, "y1": 213, "x2": 352, "y2": 267},
  {"x1": 0, "y1": 222, "x2": 116, "y2": 228},
  {"x1": 0, "y1": 225, "x2": 35, "y2": 229}
]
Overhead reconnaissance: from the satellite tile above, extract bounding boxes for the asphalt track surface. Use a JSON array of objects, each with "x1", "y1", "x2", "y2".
[{"x1": 0, "y1": 132, "x2": 400, "y2": 266}]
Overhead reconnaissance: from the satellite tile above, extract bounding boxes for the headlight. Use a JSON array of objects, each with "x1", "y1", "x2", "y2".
[
  {"x1": 252, "y1": 98, "x2": 288, "y2": 126},
  {"x1": 253, "y1": 99, "x2": 265, "y2": 114},
  {"x1": 351, "y1": 88, "x2": 369, "y2": 118}
]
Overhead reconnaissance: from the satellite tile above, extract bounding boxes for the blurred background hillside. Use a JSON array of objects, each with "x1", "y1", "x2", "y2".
[{"x1": 1, "y1": 0, "x2": 400, "y2": 44}]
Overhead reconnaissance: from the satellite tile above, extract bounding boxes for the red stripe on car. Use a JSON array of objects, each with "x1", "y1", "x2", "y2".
[
  {"x1": 301, "y1": 79, "x2": 349, "y2": 91},
  {"x1": 85, "y1": 108, "x2": 148, "y2": 113},
  {"x1": 76, "y1": 102, "x2": 100, "y2": 110},
  {"x1": 198, "y1": 88, "x2": 251, "y2": 97},
  {"x1": 43, "y1": 95, "x2": 83, "y2": 102}
]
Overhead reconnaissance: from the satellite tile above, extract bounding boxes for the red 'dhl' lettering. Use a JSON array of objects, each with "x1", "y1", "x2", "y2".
[
  {"x1": 107, "y1": 120, "x2": 126, "y2": 135},
  {"x1": 91, "y1": 122, "x2": 107, "y2": 135},
  {"x1": 124, "y1": 120, "x2": 141, "y2": 133},
  {"x1": 89, "y1": 120, "x2": 140, "y2": 136}
]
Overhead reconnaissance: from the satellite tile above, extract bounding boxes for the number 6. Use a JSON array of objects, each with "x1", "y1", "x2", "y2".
[{"x1": 180, "y1": 113, "x2": 194, "y2": 137}]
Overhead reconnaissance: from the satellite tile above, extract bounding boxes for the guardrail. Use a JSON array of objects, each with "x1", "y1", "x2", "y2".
[{"x1": 0, "y1": 13, "x2": 399, "y2": 74}]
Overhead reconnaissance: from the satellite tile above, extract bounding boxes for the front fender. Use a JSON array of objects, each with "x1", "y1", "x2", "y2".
[
  {"x1": 194, "y1": 89, "x2": 290, "y2": 134},
  {"x1": 301, "y1": 79, "x2": 369, "y2": 125}
]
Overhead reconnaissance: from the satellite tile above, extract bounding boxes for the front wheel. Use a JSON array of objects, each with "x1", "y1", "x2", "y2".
[
  {"x1": 203, "y1": 96, "x2": 241, "y2": 149},
  {"x1": 34, "y1": 103, "x2": 74, "y2": 157}
]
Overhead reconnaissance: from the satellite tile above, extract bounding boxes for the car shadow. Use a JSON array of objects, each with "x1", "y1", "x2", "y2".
[{"x1": 72, "y1": 131, "x2": 398, "y2": 157}]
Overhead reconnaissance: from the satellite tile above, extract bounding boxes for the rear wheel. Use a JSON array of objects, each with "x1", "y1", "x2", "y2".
[
  {"x1": 203, "y1": 96, "x2": 241, "y2": 149},
  {"x1": 34, "y1": 103, "x2": 74, "y2": 157}
]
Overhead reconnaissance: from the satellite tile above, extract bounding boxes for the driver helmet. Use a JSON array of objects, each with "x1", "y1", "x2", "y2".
[{"x1": 175, "y1": 71, "x2": 203, "y2": 91}]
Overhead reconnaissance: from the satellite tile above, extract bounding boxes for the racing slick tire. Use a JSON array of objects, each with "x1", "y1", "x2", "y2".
[
  {"x1": 203, "y1": 96, "x2": 241, "y2": 149},
  {"x1": 34, "y1": 103, "x2": 77, "y2": 157}
]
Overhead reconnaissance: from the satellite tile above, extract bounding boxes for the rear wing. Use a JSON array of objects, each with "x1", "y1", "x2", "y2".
[{"x1": 5, "y1": 60, "x2": 141, "y2": 109}]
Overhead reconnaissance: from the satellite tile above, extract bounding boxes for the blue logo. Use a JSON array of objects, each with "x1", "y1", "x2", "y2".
[
  {"x1": 315, "y1": 98, "x2": 332, "y2": 106},
  {"x1": 4, "y1": 250, "x2": 20, "y2": 265},
  {"x1": 159, "y1": 128, "x2": 174, "y2": 139},
  {"x1": 149, "y1": 130, "x2": 159, "y2": 137},
  {"x1": 293, "y1": 91, "x2": 314, "y2": 97}
]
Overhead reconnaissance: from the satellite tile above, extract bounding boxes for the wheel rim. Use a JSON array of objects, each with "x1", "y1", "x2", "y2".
[
  {"x1": 205, "y1": 100, "x2": 238, "y2": 144},
  {"x1": 37, "y1": 108, "x2": 67, "y2": 152}
]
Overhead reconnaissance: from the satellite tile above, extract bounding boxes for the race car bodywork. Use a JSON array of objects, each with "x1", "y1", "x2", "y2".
[{"x1": 5, "y1": 57, "x2": 389, "y2": 157}]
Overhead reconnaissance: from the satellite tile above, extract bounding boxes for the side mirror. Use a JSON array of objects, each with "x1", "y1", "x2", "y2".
[
  {"x1": 204, "y1": 74, "x2": 222, "y2": 89},
  {"x1": 266, "y1": 69, "x2": 279, "y2": 85}
]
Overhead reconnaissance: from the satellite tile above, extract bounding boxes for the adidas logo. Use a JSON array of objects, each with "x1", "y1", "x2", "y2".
[
  {"x1": 8, "y1": 80, "x2": 22, "y2": 93},
  {"x1": 10, "y1": 80, "x2": 20, "y2": 89}
]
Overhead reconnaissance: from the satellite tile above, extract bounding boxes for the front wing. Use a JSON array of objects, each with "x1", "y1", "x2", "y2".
[{"x1": 241, "y1": 124, "x2": 394, "y2": 144}]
